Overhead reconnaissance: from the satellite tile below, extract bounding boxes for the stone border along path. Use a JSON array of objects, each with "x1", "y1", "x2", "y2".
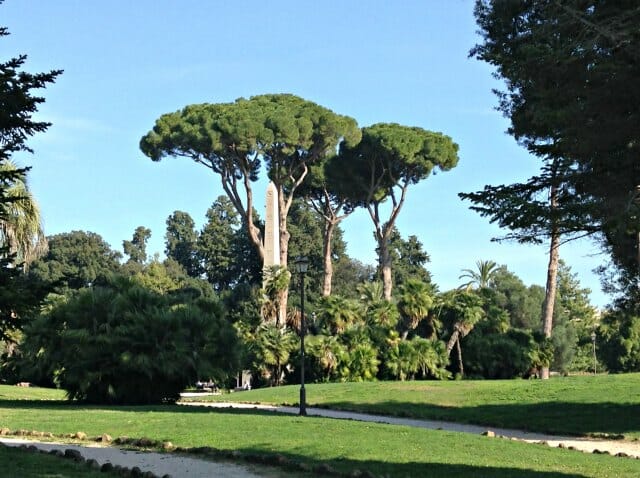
[
  {"x1": 184, "y1": 402, "x2": 640, "y2": 459},
  {"x1": 0, "y1": 438, "x2": 272, "y2": 478}
]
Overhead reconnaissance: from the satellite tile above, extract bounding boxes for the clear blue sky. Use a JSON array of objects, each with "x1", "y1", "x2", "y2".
[{"x1": 3, "y1": 0, "x2": 609, "y2": 306}]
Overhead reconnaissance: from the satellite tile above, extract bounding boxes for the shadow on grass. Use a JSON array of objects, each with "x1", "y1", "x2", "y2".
[
  {"x1": 310, "y1": 400, "x2": 640, "y2": 437},
  {"x1": 234, "y1": 447, "x2": 591, "y2": 478},
  {"x1": 2, "y1": 398, "x2": 640, "y2": 437}
]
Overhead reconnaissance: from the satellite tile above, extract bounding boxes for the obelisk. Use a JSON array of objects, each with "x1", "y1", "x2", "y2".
[{"x1": 264, "y1": 181, "x2": 280, "y2": 269}]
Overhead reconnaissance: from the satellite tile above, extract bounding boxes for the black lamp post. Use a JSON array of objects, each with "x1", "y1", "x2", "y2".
[
  {"x1": 591, "y1": 331, "x2": 597, "y2": 375},
  {"x1": 294, "y1": 256, "x2": 309, "y2": 416}
]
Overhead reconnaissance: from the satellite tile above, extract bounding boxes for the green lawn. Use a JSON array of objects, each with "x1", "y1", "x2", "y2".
[
  {"x1": 0, "y1": 394, "x2": 639, "y2": 477},
  {"x1": 0, "y1": 444, "x2": 118, "y2": 477},
  {"x1": 187, "y1": 374, "x2": 640, "y2": 438}
]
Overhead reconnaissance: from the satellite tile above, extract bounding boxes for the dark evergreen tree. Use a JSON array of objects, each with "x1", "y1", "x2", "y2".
[
  {"x1": 122, "y1": 226, "x2": 151, "y2": 265},
  {"x1": 468, "y1": 0, "x2": 640, "y2": 290},
  {"x1": 0, "y1": 5, "x2": 61, "y2": 340},
  {"x1": 386, "y1": 228, "x2": 432, "y2": 288},
  {"x1": 28, "y1": 231, "x2": 121, "y2": 293},
  {"x1": 165, "y1": 210, "x2": 200, "y2": 277},
  {"x1": 197, "y1": 196, "x2": 239, "y2": 291}
]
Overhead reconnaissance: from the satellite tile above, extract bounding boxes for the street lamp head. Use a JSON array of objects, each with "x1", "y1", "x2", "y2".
[
  {"x1": 591, "y1": 331, "x2": 596, "y2": 342},
  {"x1": 294, "y1": 255, "x2": 309, "y2": 274}
]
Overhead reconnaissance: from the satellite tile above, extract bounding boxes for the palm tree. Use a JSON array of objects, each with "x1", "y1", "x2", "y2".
[
  {"x1": 307, "y1": 334, "x2": 344, "y2": 382},
  {"x1": 0, "y1": 161, "x2": 47, "y2": 268},
  {"x1": 253, "y1": 323, "x2": 297, "y2": 386},
  {"x1": 317, "y1": 295, "x2": 363, "y2": 335},
  {"x1": 397, "y1": 278, "x2": 434, "y2": 339},
  {"x1": 458, "y1": 260, "x2": 499, "y2": 290},
  {"x1": 359, "y1": 281, "x2": 399, "y2": 329},
  {"x1": 437, "y1": 290, "x2": 485, "y2": 377}
]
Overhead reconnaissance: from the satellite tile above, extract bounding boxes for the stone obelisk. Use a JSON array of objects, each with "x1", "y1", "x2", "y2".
[{"x1": 264, "y1": 181, "x2": 280, "y2": 270}]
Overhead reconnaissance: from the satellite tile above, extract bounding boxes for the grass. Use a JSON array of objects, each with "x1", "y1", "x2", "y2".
[
  {"x1": 187, "y1": 374, "x2": 640, "y2": 439},
  {"x1": 0, "y1": 444, "x2": 118, "y2": 477},
  {"x1": 0, "y1": 393, "x2": 639, "y2": 477},
  {"x1": 0, "y1": 385, "x2": 66, "y2": 401}
]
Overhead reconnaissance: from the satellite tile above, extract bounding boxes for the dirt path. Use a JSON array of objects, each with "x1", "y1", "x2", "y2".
[
  {"x1": 186, "y1": 402, "x2": 640, "y2": 458},
  {"x1": 0, "y1": 438, "x2": 289, "y2": 478}
]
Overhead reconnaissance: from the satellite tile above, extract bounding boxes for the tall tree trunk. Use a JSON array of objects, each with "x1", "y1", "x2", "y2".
[
  {"x1": 446, "y1": 328, "x2": 460, "y2": 356},
  {"x1": 540, "y1": 183, "x2": 560, "y2": 380},
  {"x1": 322, "y1": 221, "x2": 336, "y2": 297},
  {"x1": 379, "y1": 237, "x2": 393, "y2": 301},
  {"x1": 277, "y1": 188, "x2": 293, "y2": 326},
  {"x1": 455, "y1": 337, "x2": 464, "y2": 377}
]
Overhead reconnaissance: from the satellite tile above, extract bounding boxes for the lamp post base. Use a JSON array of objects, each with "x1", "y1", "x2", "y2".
[{"x1": 299, "y1": 386, "x2": 306, "y2": 416}]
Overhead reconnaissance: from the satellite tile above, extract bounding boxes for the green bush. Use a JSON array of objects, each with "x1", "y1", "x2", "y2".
[
  {"x1": 599, "y1": 309, "x2": 640, "y2": 372},
  {"x1": 463, "y1": 329, "x2": 535, "y2": 379},
  {"x1": 19, "y1": 275, "x2": 240, "y2": 404}
]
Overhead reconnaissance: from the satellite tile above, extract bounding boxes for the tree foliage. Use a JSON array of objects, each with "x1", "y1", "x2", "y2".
[
  {"x1": 28, "y1": 231, "x2": 121, "y2": 293},
  {"x1": 197, "y1": 196, "x2": 240, "y2": 291},
  {"x1": 165, "y1": 211, "x2": 200, "y2": 277},
  {"x1": 0, "y1": 7, "x2": 60, "y2": 341},
  {"x1": 123, "y1": 226, "x2": 151, "y2": 265},
  {"x1": 469, "y1": 0, "x2": 640, "y2": 281},
  {"x1": 339, "y1": 123, "x2": 459, "y2": 299},
  {"x1": 20, "y1": 275, "x2": 241, "y2": 404}
]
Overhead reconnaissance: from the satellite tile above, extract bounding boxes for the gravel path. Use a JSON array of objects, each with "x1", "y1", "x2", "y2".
[
  {"x1": 0, "y1": 438, "x2": 272, "y2": 478},
  {"x1": 186, "y1": 402, "x2": 640, "y2": 458}
]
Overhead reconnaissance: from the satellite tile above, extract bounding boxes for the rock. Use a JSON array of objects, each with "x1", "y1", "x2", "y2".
[
  {"x1": 101, "y1": 462, "x2": 114, "y2": 472},
  {"x1": 162, "y1": 441, "x2": 174, "y2": 451},
  {"x1": 0, "y1": 428, "x2": 10, "y2": 435},
  {"x1": 296, "y1": 462, "x2": 313, "y2": 472},
  {"x1": 482, "y1": 430, "x2": 496, "y2": 437},
  {"x1": 74, "y1": 431, "x2": 88, "y2": 440},
  {"x1": 616, "y1": 452, "x2": 629, "y2": 458},
  {"x1": 86, "y1": 459, "x2": 100, "y2": 469},
  {"x1": 314, "y1": 463, "x2": 337, "y2": 475},
  {"x1": 130, "y1": 466, "x2": 143, "y2": 477},
  {"x1": 101, "y1": 433, "x2": 113, "y2": 443},
  {"x1": 135, "y1": 437, "x2": 156, "y2": 447},
  {"x1": 64, "y1": 448, "x2": 84, "y2": 462}
]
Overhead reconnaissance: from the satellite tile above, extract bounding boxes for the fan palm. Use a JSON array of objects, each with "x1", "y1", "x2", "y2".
[
  {"x1": 253, "y1": 323, "x2": 297, "y2": 386},
  {"x1": 317, "y1": 295, "x2": 363, "y2": 335},
  {"x1": 397, "y1": 278, "x2": 433, "y2": 339},
  {"x1": 0, "y1": 161, "x2": 46, "y2": 267}
]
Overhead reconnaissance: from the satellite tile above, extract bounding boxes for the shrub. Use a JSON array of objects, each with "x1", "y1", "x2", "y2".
[
  {"x1": 19, "y1": 275, "x2": 240, "y2": 404},
  {"x1": 463, "y1": 329, "x2": 535, "y2": 379}
]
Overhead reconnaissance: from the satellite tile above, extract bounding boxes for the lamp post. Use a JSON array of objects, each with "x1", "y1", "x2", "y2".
[
  {"x1": 294, "y1": 256, "x2": 309, "y2": 416},
  {"x1": 591, "y1": 331, "x2": 597, "y2": 375}
]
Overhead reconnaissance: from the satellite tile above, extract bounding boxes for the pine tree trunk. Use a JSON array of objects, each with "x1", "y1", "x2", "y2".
[
  {"x1": 277, "y1": 195, "x2": 291, "y2": 326},
  {"x1": 380, "y1": 239, "x2": 393, "y2": 301},
  {"x1": 540, "y1": 183, "x2": 560, "y2": 380},
  {"x1": 322, "y1": 221, "x2": 336, "y2": 297}
]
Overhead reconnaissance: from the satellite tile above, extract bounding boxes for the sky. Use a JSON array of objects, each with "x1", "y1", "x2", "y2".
[{"x1": 3, "y1": 0, "x2": 610, "y2": 307}]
